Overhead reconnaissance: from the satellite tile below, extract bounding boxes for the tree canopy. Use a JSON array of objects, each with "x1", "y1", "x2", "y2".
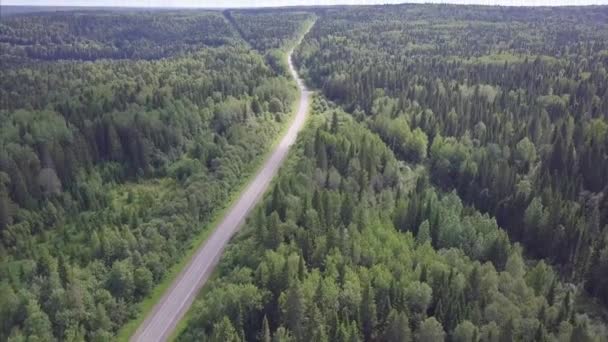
[
  {"x1": 0, "y1": 9, "x2": 309, "y2": 341},
  {"x1": 177, "y1": 97, "x2": 607, "y2": 341}
]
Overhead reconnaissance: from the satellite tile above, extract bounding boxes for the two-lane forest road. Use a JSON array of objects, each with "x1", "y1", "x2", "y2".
[{"x1": 131, "y1": 26, "x2": 313, "y2": 342}]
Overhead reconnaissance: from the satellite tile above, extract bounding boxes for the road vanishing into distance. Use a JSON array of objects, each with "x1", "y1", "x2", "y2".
[{"x1": 131, "y1": 25, "x2": 313, "y2": 342}]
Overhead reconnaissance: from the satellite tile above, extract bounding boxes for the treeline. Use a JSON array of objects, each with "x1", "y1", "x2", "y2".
[
  {"x1": 295, "y1": 4, "x2": 608, "y2": 308},
  {"x1": 0, "y1": 11, "x2": 237, "y2": 66},
  {"x1": 228, "y1": 10, "x2": 313, "y2": 53},
  {"x1": 0, "y1": 10, "x2": 307, "y2": 341},
  {"x1": 227, "y1": 10, "x2": 314, "y2": 76},
  {"x1": 178, "y1": 97, "x2": 606, "y2": 341}
]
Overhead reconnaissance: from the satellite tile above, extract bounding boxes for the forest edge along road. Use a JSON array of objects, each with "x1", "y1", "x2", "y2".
[
  {"x1": 131, "y1": 22, "x2": 314, "y2": 342},
  {"x1": 130, "y1": 22, "x2": 314, "y2": 342}
]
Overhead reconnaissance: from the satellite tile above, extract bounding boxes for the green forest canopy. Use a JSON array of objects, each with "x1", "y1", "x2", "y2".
[
  {"x1": 0, "y1": 9, "x2": 311, "y2": 341},
  {"x1": 179, "y1": 4, "x2": 608, "y2": 342},
  {"x1": 0, "y1": 4, "x2": 607, "y2": 342},
  {"x1": 178, "y1": 96, "x2": 607, "y2": 342},
  {"x1": 294, "y1": 3, "x2": 608, "y2": 309}
]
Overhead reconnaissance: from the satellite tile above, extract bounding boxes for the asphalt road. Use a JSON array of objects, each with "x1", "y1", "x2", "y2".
[{"x1": 130, "y1": 32, "x2": 312, "y2": 342}]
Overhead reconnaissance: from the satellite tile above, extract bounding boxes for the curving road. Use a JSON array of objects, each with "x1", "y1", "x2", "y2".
[{"x1": 130, "y1": 26, "x2": 313, "y2": 342}]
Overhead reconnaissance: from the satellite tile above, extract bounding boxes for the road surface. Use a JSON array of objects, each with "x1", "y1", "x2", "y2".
[{"x1": 131, "y1": 28, "x2": 313, "y2": 342}]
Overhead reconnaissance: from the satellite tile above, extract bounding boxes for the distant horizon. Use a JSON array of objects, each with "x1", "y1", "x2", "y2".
[{"x1": 3, "y1": 0, "x2": 608, "y2": 9}]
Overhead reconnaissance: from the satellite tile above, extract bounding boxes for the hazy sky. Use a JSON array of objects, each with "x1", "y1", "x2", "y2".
[{"x1": 3, "y1": 0, "x2": 607, "y2": 8}]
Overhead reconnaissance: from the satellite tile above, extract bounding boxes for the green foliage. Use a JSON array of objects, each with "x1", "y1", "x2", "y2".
[
  {"x1": 0, "y1": 11, "x2": 238, "y2": 66},
  {"x1": 177, "y1": 101, "x2": 606, "y2": 341},
  {"x1": 384, "y1": 310, "x2": 411, "y2": 342},
  {"x1": 228, "y1": 10, "x2": 314, "y2": 53},
  {"x1": 417, "y1": 317, "x2": 446, "y2": 342},
  {"x1": 226, "y1": 10, "x2": 314, "y2": 76},
  {"x1": 0, "y1": 9, "x2": 309, "y2": 341},
  {"x1": 3, "y1": 4, "x2": 608, "y2": 341},
  {"x1": 295, "y1": 3, "x2": 608, "y2": 313}
]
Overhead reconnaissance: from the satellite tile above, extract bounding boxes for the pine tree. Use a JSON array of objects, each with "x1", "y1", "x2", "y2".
[
  {"x1": 306, "y1": 304, "x2": 328, "y2": 342},
  {"x1": 23, "y1": 299, "x2": 54, "y2": 341},
  {"x1": 384, "y1": 310, "x2": 411, "y2": 342},
  {"x1": 559, "y1": 291, "x2": 572, "y2": 323},
  {"x1": 570, "y1": 321, "x2": 593, "y2": 342},
  {"x1": 349, "y1": 320, "x2": 361, "y2": 342},
  {"x1": 0, "y1": 189, "x2": 10, "y2": 230},
  {"x1": 499, "y1": 318, "x2": 515, "y2": 342},
  {"x1": 285, "y1": 284, "x2": 304, "y2": 341},
  {"x1": 547, "y1": 280, "x2": 557, "y2": 306},
  {"x1": 417, "y1": 220, "x2": 431, "y2": 245},
  {"x1": 210, "y1": 316, "x2": 241, "y2": 342},
  {"x1": 535, "y1": 323, "x2": 549, "y2": 342},
  {"x1": 261, "y1": 315, "x2": 271, "y2": 342},
  {"x1": 252, "y1": 97, "x2": 262, "y2": 115},
  {"x1": 58, "y1": 254, "x2": 69, "y2": 286},
  {"x1": 270, "y1": 185, "x2": 287, "y2": 220},
  {"x1": 360, "y1": 282, "x2": 377, "y2": 341},
  {"x1": 267, "y1": 212, "x2": 283, "y2": 249},
  {"x1": 297, "y1": 255, "x2": 306, "y2": 281},
  {"x1": 417, "y1": 317, "x2": 445, "y2": 342},
  {"x1": 331, "y1": 111, "x2": 340, "y2": 133}
]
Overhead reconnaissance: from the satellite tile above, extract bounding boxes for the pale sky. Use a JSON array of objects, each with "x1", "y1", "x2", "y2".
[{"x1": 2, "y1": 0, "x2": 607, "y2": 8}]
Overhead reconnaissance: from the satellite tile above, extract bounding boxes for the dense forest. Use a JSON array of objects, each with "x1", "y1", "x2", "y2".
[
  {"x1": 225, "y1": 10, "x2": 315, "y2": 76},
  {"x1": 177, "y1": 4, "x2": 608, "y2": 342},
  {"x1": 0, "y1": 11, "x2": 236, "y2": 65},
  {"x1": 294, "y1": 4, "x2": 608, "y2": 312},
  {"x1": 0, "y1": 10, "x2": 311, "y2": 341},
  {"x1": 178, "y1": 97, "x2": 607, "y2": 341},
  {"x1": 2, "y1": 4, "x2": 608, "y2": 342}
]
